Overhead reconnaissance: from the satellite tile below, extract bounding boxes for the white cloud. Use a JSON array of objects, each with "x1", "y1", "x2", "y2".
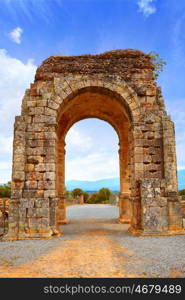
[
  {"x1": 65, "y1": 120, "x2": 119, "y2": 181},
  {"x1": 65, "y1": 127, "x2": 93, "y2": 152},
  {"x1": 3, "y1": 0, "x2": 64, "y2": 24},
  {"x1": 0, "y1": 49, "x2": 36, "y2": 183},
  {"x1": 0, "y1": 136, "x2": 13, "y2": 155},
  {"x1": 66, "y1": 152, "x2": 119, "y2": 181},
  {"x1": 137, "y1": 0, "x2": 156, "y2": 17},
  {"x1": 167, "y1": 99, "x2": 185, "y2": 170},
  {"x1": 9, "y1": 27, "x2": 23, "y2": 44},
  {"x1": 0, "y1": 49, "x2": 36, "y2": 133},
  {"x1": 0, "y1": 162, "x2": 11, "y2": 170}
]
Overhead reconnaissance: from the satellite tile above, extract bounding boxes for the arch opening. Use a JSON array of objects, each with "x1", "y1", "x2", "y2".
[
  {"x1": 64, "y1": 118, "x2": 120, "y2": 221},
  {"x1": 56, "y1": 88, "x2": 133, "y2": 225}
]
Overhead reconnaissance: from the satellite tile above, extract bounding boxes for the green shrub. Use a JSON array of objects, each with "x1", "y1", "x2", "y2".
[
  {"x1": 0, "y1": 182, "x2": 11, "y2": 198},
  {"x1": 179, "y1": 189, "x2": 185, "y2": 196}
]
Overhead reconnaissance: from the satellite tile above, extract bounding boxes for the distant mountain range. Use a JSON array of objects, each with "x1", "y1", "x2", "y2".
[
  {"x1": 1, "y1": 170, "x2": 185, "y2": 192},
  {"x1": 66, "y1": 178, "x2": 120, "y2": 192},
  {"x1": 66, "y1": 169, "x2": 185, "y2": 191}
]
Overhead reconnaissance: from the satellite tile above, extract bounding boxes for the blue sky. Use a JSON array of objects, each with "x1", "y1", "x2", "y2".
[{"x1": 0, "y1": 0, "x2": 185, "y2": 182}]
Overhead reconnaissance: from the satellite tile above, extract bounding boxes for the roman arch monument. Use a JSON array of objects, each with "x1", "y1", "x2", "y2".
[{"x1": 4, "y1": 49, "x2": 185, "y2": 240}]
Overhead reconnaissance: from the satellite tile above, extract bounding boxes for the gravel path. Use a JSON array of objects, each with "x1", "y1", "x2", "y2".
[{"x1": 0, "y1": 204, "x2": 185, "y2": 277}]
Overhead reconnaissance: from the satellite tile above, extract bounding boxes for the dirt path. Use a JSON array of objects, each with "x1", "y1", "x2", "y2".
[
  {"x1": 0, "y1": 228, "x2": 139, "y2": 278},
  {"x1": 0, "y1": 205, "x2": 184, "y2": 278}
]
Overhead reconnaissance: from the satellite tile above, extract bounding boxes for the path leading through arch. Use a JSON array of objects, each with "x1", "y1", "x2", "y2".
[{"x1": 0, "y1": 204, "x2": 185, "y2": 278}]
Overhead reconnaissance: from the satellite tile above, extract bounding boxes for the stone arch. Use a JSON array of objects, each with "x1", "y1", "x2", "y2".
[
  {"x1": 53, "y1": 75, "x2": 140, "y2": 123},
  {"x1": 3, "y1": 49, "x2": 184, "y2": 241},
  {"x1": 55, "y1": 84, "x2": 135, "y2": 225}
]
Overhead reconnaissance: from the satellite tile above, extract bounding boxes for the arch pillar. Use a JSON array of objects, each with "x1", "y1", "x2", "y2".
[
  {"x1": 118, "y1": 137, "x2": 132, "y2": 224},
  {"x1": 56, "y1": 138, "x2": 68, "y2": 225}
]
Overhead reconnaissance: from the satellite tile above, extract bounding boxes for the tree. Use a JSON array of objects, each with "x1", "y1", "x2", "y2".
[
  {"x1": 0, "y1": 182, "x2": 11, "y2": 198},
  {"x1": 83, "y1": 192, "x2": 89, "y2": 203},
  {"x1": 179, "y1": 189, "x2": 185, "y2": 200},
  {"x1": 86, "y1": 188, "x2": 113, "y2": 204},
  {"x1": 88, "y1": 193, "x2": 98, "y2": 204},
  {"x1": 65, "y1": 190, "x2": 73, "y2": 201},
  {"x1": 148, "y1": 51, "x2": 166, "y2": 79},
  {"x1": 72, "y1": 188, "x2": 83, "y2": 198},
  {"x1": 96, "y1": 188, "x2": 112, "y2": 203},
  {"x1": 179, "y1": 189, "x2": 185, "y2": 195}
]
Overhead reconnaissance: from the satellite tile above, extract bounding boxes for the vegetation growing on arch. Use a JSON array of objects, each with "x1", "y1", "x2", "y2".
[{"x1": 148, "y1": 51, "x2": 166, "y2": 79}]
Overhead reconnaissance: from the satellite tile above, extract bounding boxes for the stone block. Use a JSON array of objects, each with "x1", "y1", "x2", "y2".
[
  {"x1": 13, "y1": 161, "x2": 25, "y2": 171},
  {"x1": 134, "y1": 154, "x2": 143, "y2": 163},
  {"x1": 27, "y1": 147, "x2": 44, "y2": 156},
  {"x1": 13, "y1": 171, "x2": 25, "y2": 181},
  {"x1": 27, "y1": 123, "x2": 45, "y2": 132},
  {"x1": 12, "y1": 180, "x2": 24, "y2": 189},
  {"x1": 36, "y1": 208, "x2": 49, "y2": 218},
  {"x1": 183, "y1": 219, "x2": 185, "y2": 228},
  {"x1": 134, "y1": 139, "x2": 143, "y2": 147},
  {"x1": 25, "y1": 180, "x2": 38, "y2": 189},
  {"x1": 151, "y1": 154, "x2": 162, "y2": 164},
  {"x1": 11, "y1": 189, "x2": 23, "y2": 198},
  {"x1": 47, "y1": 100, "x2": 60, "y2": 110},
  {"x1": 45, "y1": 164, "x2": 56, "y2": 172},
  {"x1": 144, "y1": 170, "x2": 161, "y2": 178},
  {"x1": 27, "y1": 208, "x2": 36, "y2": 217},
  {"x1": 143, "y1": 154, "x2": 152, "y2": 163},
  {"x1": 45, "y1": 107, "x2": 57, "y2": 116},
  {"x1": 38, "y1": 180, "x2": 55, "y2": 190},
  {"x1": 26, "y1": 172, "x2": 44, "y2": 181},
  {"x1": 28, "y1": 107, "x2": 44, "y2": 115},
  {"x1": 27, "y1": 155, "x2": 44, "y2": 164},
  {"x1": 35, "y1": 163, "x2": 46, "y2": 172},
  {"x1": 20, "y1": 199, "x2": 33, "y2": 208},
  {"x1": 25, "y1": 163, "x2": 35, "y2": 172},
  {"x1": 41, "y1": 218, "x2": 50, "y2": 228},
  {"x1": 134, "y1": 163, "x2": 144, "y2": 171},
  {"x1": 33, "y1": 198, "x2": 49, "y2": 209},
  {"x1": 44, "y1": 190, "x2": 56, "y2": 198},
  {"x1": 27, "y1": 100, "x2": 37, "y2": 107},
  {"x1": 168, "y1": 215, "x2": 183, "y2": 230},
  {"x1": 36, "y1": 190, "x2": 44, "y2": 198},
  {"x1": 168, "y1": 202, "x2": 182, "y2": 216},
  {"x1": 152, "y1": 197, "x2": 167, "y2": 207},
  {"x1": 36, "y1": 100, "x2": 47, "y2": 107},
  {"x1": 23, "y1": 190, "x2": 37, "y2": 198},
  {"x1": 44, "y1": 172, "x2": 55, "y2": 181},
  {"x1": 143, "y1": 207, "x2": 168, "y2": 232}
]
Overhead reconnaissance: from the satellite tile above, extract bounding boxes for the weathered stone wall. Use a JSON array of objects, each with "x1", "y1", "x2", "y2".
[
  {"x1": 35, "y1": 49, "x2": 155, "y2": 96},
  {"x1": 3, "y1": 49, "x2": 184, "y2": 241}
]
